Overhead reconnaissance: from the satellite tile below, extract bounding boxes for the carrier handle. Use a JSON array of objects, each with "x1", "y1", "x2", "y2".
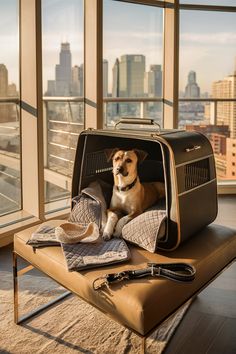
[{"x1": 115, "y1": 117, "x2": 161, "y2": 133}]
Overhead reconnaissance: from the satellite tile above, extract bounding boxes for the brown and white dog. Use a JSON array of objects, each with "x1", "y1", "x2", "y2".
[{"x1": 102, "y1": 148, "x2": 165, "y2": 240}]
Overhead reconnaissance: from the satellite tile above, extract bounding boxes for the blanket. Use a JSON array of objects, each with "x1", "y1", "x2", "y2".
[{"x1": 27, "y1": 180, "x2": 130, "y2": 270}]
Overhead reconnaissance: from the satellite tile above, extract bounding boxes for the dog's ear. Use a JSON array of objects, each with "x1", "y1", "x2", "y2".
[
  {"x1": 133, "y1": 149, "x2": 148, "y2": 163},
  {"x1": 104, "y1": 148, "x2": 119, "y2": 162}
]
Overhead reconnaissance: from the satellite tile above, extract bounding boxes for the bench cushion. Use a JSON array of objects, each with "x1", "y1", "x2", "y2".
[{"x1": 14, "y1": 221, "x2": 236, "y2": 336}]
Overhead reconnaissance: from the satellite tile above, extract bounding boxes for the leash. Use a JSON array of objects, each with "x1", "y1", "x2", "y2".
[{"x1": 93, "y1": 262, "x2": 196, "y2": 290}]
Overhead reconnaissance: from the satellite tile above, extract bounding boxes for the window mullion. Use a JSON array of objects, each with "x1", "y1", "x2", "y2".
[
  {"x1": 20, "y1": 0, "x2": 44, "y2": 219},
  {"x1": 163, "y1": 0, "x2": 179, "y2": 129},
  {"x1": 84, "y1": 0, "x2": 103, "y2": 129}
]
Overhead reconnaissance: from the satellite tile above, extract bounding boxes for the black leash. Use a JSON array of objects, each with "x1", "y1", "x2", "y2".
[{"x1": 93, "y1": 262, "x2": 196, "y2": 290}]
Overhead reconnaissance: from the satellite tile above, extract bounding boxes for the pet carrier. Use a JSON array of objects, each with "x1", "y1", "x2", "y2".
[{"x1": 71, "y1": 119, "x2": 217, "y2": 250}]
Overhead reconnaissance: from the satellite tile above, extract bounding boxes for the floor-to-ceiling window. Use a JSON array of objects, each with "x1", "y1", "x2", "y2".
[
  {"x1": 1, "y1": 0, "x2": 236, "y2": 241},
  {"x1": 179, "y1": 3, "x2": 236, "y2": 183},
  {"x1": 103, "y1": 0, "x2": 164, "y2": 128},
  {"x1": 42, "y1": 0, "x2": 84, "y2": 213},
  {"x1": 0, "y1": 0, "x2": 20, "y2": 218}
]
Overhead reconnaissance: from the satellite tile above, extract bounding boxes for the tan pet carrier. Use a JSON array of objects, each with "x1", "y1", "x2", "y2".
[{"x1": 71, "y1": 119, "x2": 217, "y2": 250}]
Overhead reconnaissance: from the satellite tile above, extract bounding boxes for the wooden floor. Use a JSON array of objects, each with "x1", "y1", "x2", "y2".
[
  {"x1": 165, "y1": 195, "x2": 236, "y2": 354},
  {"x1": 1, "y1": 195, "x2": 235, "y2": 353}
]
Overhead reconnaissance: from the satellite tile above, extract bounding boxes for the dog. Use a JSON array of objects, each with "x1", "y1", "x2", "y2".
[{"x1": 102, "y1": 148, "x2": 165, "y2": 240}]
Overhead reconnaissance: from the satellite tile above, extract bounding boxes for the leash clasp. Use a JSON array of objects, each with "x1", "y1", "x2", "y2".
[
  {"x1": 93, "y1": 275, "x2": 109, "y2": 290},
  {"x1": 93, "y1": 271, "x2": 130, "y2": 291},
  {"x1": 148, "y1": 263, "x2": 161, "y2": 277}
]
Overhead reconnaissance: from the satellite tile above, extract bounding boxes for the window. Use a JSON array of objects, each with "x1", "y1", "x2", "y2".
[
  {"x1": 0, "y1": 0, "x2": 20, "y2": 218},
  {"x1": 179, "y1": 8, "x2": 236, "y2": 182},
  {"x1": 42, "y1": 0, "x2": 84, "y2": 213},
  {"x1": 1, "y1": 0, "x2": 236, "y2": 240},
  {"x1": 103, "y1": 0, "x2": 163, "y2": 128}
]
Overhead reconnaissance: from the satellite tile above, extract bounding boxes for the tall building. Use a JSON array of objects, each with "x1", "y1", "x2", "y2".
[
  {"x1": 103, "y1": 59, "x2": 108, "y2": 97},
  {"x1": 71, "y1": 64, "x2": 83, "y2": 96},
  {"x1": 110, "y1": 55, "x2": 145, "y2": 119},
  {"x1": 214, "y1": 137, "x2": 236, "y2": 180},
  {"x1": 112, "y1": 58, "x2": 119, "y2": 98},
  {"x1": 185, "y1": 70, "x2": 200, "y2": 98},
  {"x1": 226, "y1": 138, "x2": 236, "y2": 179},
  {"x1": 144, "y1": 64, "x2": 162, "y2": 97},
  {"x1": 0, "y1": 64, "x2": 17, "y2": 123},
  {"x1": 71, "y1": 65, "x2": 80, "y2": 95},
  {"x1": 55, "y1": 42, "x2": 72, "y2": 96},
  {"x1": 8, "y1": 83, "x2": 17, "y2": 97},
  {"x1": 185, "y1": 124, "x2": 230, "y2": 155},
  {"x1": 212, "y1": 74, "x2": 236, "y2": 138},
  {"x1": 0, "y1": 64, "x2": 8, "y2": 96},
  {"x1": 119, "y1": 54, "x2": 145, "y2": 97},
  {"x1": 46, "y1": 42, "x2": 72, "y2": 96}
]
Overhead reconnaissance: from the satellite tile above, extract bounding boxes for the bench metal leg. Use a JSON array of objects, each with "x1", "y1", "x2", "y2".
[{"x1": 13, "y1": 251, "x2": 71, "y2": 324}]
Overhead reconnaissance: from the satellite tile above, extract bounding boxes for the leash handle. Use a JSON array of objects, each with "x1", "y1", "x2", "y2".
[
  {"x1": 93, "y1": 262, "x2": 196, "y2": 290},
  {"x1": 147, "y1": 262, "x2": 196, "y2": 282}
]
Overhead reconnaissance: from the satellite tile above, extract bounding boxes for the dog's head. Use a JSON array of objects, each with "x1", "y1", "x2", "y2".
[{"x1": 105, "y1": 148, "x2": 148, "y2": 178}]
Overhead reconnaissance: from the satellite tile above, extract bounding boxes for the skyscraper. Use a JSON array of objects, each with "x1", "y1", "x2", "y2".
[
  {"x1": 111, "y1": 58, "x2": 120, "y2": 117},
  {"x1": 0, "y1": 64, "x2": 17, "y2": 123},
  {"x1": 144, "y1": 64, "x2": 162, "y2": 97},
  {"x1": 71, "y1": 64, "x2": 83, "y2": 96},
  {"x1": 55, "y1": 42, "x2": 72, "y2": 96},
  {"x1": 46, "y1": 42, "x2": 72, "y2": 96},
  {"x1": 71, "y1": 65, "x2": 80, "y2": 95},
  {"x1": 0, "y1": 64, "x2": 8, "y2": 96},
  {"x1": 103, "y1": 59, "x2": 108, "y2": 97},
  {"x1": 119, "y1": 54, "x2": 145, "y2": 97},
  {"x1": 112, "y1": 58, "x2": 119, "y2": 98},
  {"x1": 185, "y1": 71, "x2": 200, "y2": 98},
  {"x1": 212, "y1": 74, "x2": 236, "y2": 138}
]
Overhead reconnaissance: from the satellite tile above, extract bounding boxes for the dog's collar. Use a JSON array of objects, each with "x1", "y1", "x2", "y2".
[{"x1": 116, "y1": 177, "x2": 137, "y2": 192}]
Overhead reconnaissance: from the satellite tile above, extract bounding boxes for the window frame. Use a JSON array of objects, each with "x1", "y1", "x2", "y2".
[{"x1": 178, "y1": 1, "x2": 236, "y2": 193}]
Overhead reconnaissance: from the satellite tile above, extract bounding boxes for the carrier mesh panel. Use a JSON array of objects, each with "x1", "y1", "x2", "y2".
[
  {"x1": 84, "y1": 151, "x2": 112, "y2": 176},
  {"x1": 184, "y1": 158, "x2": 210, "y2": 191}
]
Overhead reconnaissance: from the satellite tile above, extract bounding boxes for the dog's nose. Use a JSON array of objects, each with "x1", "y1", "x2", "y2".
[{"x1": 116, "y1": 166, "x2": 124, "y2": 174}]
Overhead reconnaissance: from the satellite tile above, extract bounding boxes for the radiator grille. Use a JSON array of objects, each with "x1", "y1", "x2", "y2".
[
  {"x1": 84, "y1": 151, "x2": 112, "y2": 176},
  {"x1": 184, "y1": 158, "x2": 210, "y2": 191}
]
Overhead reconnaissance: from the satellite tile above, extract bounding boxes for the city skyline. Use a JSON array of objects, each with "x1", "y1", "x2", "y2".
[
  {"x1": 1, "y1": 1, "x2": 236, "y2": 93},
  {"x1": 2, "y1": 45, "x2": 236, "y2": 99},
  {"x1": 44, "y1": 43, "x2": 206, "y2": 99}
]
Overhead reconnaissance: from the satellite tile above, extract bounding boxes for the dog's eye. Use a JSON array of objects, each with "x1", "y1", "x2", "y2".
[
  {"x1": 126, "y1": 158, "x2": 132, "y2": 163},
  {"x1": 114, "y1": 156, "x2": 120, "y2": 162}
]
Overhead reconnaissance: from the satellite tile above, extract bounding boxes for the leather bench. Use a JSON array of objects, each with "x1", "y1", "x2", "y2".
[{"x1": 13, "y1": 220, "x2": 236, "y2": 351}]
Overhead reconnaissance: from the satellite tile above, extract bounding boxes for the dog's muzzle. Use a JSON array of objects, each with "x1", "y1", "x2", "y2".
[{"x1": 115, "y1": 166, "x2": 128, "y2": 177}]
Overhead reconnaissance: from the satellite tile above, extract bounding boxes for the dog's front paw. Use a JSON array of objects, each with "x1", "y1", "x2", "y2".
[
  {"x1": 102, "y1": 232, "x2": 112, "y2": 241},
  {"x1": 114, "y1": 217, "x2": 128, "y2": 237},
  {"x1": 113, "y1": 228, "x2": 122, "y2": 238}
]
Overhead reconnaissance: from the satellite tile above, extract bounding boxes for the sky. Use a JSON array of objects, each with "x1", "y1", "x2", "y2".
[
  {"x1": 103, "y1": 0, "x2": 163, "y2": 92},
  {"x1": 1, "y1": 0, "x2": 236, "y2": 94},
  {"x1": 42, "y1": 0, "x2": 83, "y2": 91},
  {"x1": 0, "y1": 0, "x2": 19, "y2": 88},
  {"x1": 179, "y1": 9, "x2": 236, "y2": 93}
]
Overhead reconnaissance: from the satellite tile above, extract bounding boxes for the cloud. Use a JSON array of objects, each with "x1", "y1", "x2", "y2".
[
  {"x1": 42, "y1": 33, "x2": 83, "y2": 52},
  {"x1": 181, "y1": 32, "x2": 236, "y2": 45},
  {"x1": 105, "y1": 31, "x2": 162, "y2": 41}
]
